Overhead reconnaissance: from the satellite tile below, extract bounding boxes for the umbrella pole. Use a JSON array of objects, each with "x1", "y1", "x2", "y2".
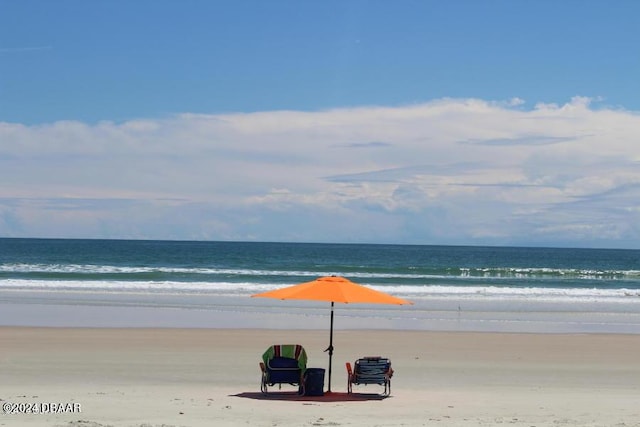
[{"x1": 325, "y1": 301, "x2": 334, "y2": 392}]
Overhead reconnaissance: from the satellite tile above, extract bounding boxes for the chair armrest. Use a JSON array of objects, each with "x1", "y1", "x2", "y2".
[
  {"x1": 346, "y1": 362, "x2": 353, "y2": 379},
  {"x1": 259, "y1": 362, "x2": 266, "y2": 373}
]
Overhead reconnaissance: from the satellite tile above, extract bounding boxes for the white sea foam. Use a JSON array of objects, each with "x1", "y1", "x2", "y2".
[
  {"x1": 388, "y1": 284, "x2": 640, "y2": 300},
  {"x1": 0, "y1": 279, "x2": 270, "y2": 294},
  {"x1": 0, "y1": 263, "x2": 344, "y2": 277},
  {"x1": 2, "y1": 262, "x2": 639, "y2": 281},
  {"x1": 2, "y1": 278, "x2": 639, "y2": 303}
]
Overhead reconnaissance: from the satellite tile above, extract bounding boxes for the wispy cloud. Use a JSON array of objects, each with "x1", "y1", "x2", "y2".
[
  {"x1": 0, "y1": 46, "x2": 53, "y2": 53},
  {"x1": 2, "y1": 97, "x2": 640, "y2": 247},
  {"x1": 325, "y1": 163, "x2": 483, "y2": 183},
  {"x1": 334, "y1": 141, "x2": 393, "y2": 149},
  {"x1": 461, "y1": 135, "x2": 581, "y2": 146}
]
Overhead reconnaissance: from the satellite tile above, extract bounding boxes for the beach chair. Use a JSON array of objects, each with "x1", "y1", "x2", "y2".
[
  {"x1": 346, "y1": 356, "x2": 393, "y2": 396},
  {"x1": 259, "y1": 344, "x2": 307, "y2": 394}
]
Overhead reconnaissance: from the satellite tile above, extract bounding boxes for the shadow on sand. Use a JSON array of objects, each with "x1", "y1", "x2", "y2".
[{"x1": 231, "y1": 391, "x2": 388, "y2": 402}]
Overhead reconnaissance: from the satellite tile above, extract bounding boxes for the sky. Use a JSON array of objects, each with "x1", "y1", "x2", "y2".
[{"x1": 1, "y1": 1, "x2": 640, "y2": 248}]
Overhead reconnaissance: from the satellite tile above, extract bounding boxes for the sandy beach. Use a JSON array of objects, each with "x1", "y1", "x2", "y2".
[{"x1": 1, "y1": 327, "x2": 639, "y2": 427}]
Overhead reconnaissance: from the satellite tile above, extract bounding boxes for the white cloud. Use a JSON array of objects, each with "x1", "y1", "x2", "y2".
[{"x1": 1, "y1": 97, "x2": 640, "y2": 247}]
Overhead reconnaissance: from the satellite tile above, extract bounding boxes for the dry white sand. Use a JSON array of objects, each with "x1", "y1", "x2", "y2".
[{"x1": 1, "y1": 327, "x2": 640, "y2": 427}]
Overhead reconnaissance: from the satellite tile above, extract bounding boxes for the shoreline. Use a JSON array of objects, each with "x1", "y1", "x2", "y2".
[
  {"x1": 2, "y1": 327, "x2": 640, "y2": 426},
  {"x1": 2, "y1": 289, "x2": 640, "y2": 334}
]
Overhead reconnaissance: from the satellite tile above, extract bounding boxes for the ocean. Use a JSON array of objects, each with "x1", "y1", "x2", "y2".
[{"x1": 1, "y1": 238, "x2": 639, "y2": 333}]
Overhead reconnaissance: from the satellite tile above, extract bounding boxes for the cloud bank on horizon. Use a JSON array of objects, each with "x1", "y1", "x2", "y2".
[
  {"x1": 2, "y1": 96, "x2": 639, "y2": 248},
  {"x1": 2, "y1": 2, "x2": 640, "y2": 248}
]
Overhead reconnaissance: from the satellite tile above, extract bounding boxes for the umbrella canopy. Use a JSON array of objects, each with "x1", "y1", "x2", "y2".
[
  {"x1": 253, "y1": 275, "x2": 411, "y2": 305},
  {"x1": 251, "y1": 276, "x2": 412, "y2": 392}
]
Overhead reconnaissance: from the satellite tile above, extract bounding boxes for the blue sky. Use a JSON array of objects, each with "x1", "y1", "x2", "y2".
[{"x1": 2, "y1": 1, "x2": 640, "y2": 248}]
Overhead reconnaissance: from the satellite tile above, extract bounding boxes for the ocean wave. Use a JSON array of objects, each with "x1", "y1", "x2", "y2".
[
  {"x1": 389, "y1": 284, "x2": 640, "y2": 299},
  {"x1": 2, "y1": 263, "x2": 639, "y2": 281},
  {"x1": 1, "y1": 278, "x2": 639, "y2": 301}
]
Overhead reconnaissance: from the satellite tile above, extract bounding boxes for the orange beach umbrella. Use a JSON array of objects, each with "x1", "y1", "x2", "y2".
[{"x1": 251, "y1": 276, "x2": 412, "y2": 392}]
